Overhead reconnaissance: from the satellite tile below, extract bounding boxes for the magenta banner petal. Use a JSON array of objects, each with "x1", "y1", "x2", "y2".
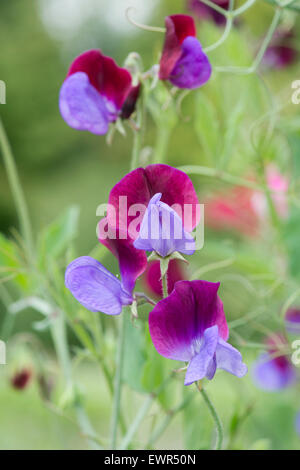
[
  {"x1": 149, "y1": 280, "x2": 228, "y2": 362},
  {"x1": 169, "y1": 37, "x2": 212, "y2": 89},
  {"x1": 159, "y1": 15, "x2": 196, "y2": 80},
  {"x1": 98, "y1": 218, "x2": 147, "y2": 294},
  {"x1": 67, "y1": 49, "x2": 132, "y2": 110},
  {"x1": 108, "y1": 164, "x2": 200, "y2": 237},
  {"x1": 65, "y1": 256, "x2": 132, "y2": 315}
]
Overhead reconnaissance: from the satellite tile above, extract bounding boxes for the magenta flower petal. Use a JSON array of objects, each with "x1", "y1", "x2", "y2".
[
  {"x1": 65, "y1": 256, "x2": 132, "y2": 315},
  {"x1": 142, "y1": 259, "x2": 186, "y2": 298},
  {"x1": 169, "y1": 37, "x2": 212, "y2": 89},
  {"x1": 159, "y1": 14, "x2": 196, "y2": 81},
  {"x1": 98, "y1": 219, "x2": 147, "y2": 294},
  {"x1": 285, "y1": 308, "x2": 300, "y2": 335},
  {"x1": 184, "y1": 325, "x2": 219, "y2": 385},
  {"x1": 67, "y1": 49, "x2": 132, "y2": 111},
  {"x1": 216, "y1": 338, "x2": 248, "y2": 377},
  {"x1": 149, "y1": 280, "x2": 229, "y2": 362},
  {"x1": 252, "y1": 353, "x2": 296, "y2": 391},
  {"x1": 133, "y1": 193, "x2": 195, "y2": 257},
  {"x1": 108, "y1": 164, "x2": 200, "y2": 238},
  {"x1": 59, "y1": 72, "x2": 110, "y2": 134}
]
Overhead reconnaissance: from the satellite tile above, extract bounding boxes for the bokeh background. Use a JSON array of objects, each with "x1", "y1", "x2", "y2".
[{"x1": 0, "y1": 0, "x2": 300, "y2": 450}]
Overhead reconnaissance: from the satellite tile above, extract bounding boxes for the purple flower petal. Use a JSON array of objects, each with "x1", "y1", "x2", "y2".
[
  {"x1": 169, "y1": 37, "x2": 212, "y2": 89},
  {"x1": 149, "y1": 280, "x2": 228, "y2": 362},
  {"x1": 59, "y1": 72, "x2": 110, "y2": 135},
  {"x1": 184, "y1": 325, "x2": 219, "y2": 385},
  {"x1": 65, "y1": 256, "x2": 132, "y2": 315},
  {"x1": 252, "y1": 353, "x2": 296, "y2": 391},
  {"x1": 133, "y1": 193, "x2": 195, "y2": 257},
  {"x1": 98, "y1": 219, "x2": 147, "y2": 294},
  {"x1": 215, "y1": 338, "x2": 248, "y2": 378}
]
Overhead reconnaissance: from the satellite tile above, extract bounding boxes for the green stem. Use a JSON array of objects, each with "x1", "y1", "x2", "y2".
[
  {"x1": 197, "y1": 384, "x2": 223, "y2": 450},
  {"x1": 0, "y1": 117, "x2": 34, "y2": 256},
  {"x1": 160, "y1": 260, "x2": 168, "y2": 299},
  {"x1": 153, "y1": 126, "x2": 171, "y2": 164},
  {"x1": 130, "y1": 94, "x2": 143, "y2": 170},
  {"x1": 204, "y1": 0, "x2": 234, "y2": 53},
  {"x1": 110, "y1": 310, "x2": 127, "y2": 449}
]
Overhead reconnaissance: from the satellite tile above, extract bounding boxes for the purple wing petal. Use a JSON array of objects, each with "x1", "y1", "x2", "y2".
[
  {"x1": 65, "y1": 256, "x2": 132, "y2": 315},
  {"x1": 285, "y1": 308, "x2": 300, "y2": 335},
  {"x1": 133, "y1": 193, "x2": 195, "y2": 257},
  {"x1": 169, "y1": 36, "x2": 212, "y2": 89},
  {"x1": 59, "y1": 72, "x2": 110, "y2": 135},
  {"x1": 149, "y1": 280, "x2": 228, "y2": 362},
  {"x1": 215, "y1": 338, "x2": 248, "y2": 378},
  {"x1": 184, "y1": 325, "x2": 219, "y2": 385},
  {"x1": 252, "y1": 353, "x2": 296, "y2": 391}
]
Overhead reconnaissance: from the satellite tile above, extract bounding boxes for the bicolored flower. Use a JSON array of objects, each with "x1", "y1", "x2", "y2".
[
  {"x1": 11, "y1": 368, "x2": 32, "y2": 390},
  {"x1": 106, "y1": 164, "x2": 200, "y2": 240},
  {"x1": 285, "y1": 308, "x2": 300, "y2": 335},
  {"x1": 59, "y1": 50, "x2": 139, "y2": 135},
  {"x1": 65, "y1": 256, "x2": 133, "y2": 315},
  {"x1": 252, "y1": 334, "x2": 296, "y2": 391},
  {"x1": 159, "y1": 15, "x2": 212, "y2": 89},
  {"x1": 187, "y1": 0, "x2": 230, "y2": 26},
  {"x1": 133, "y1": 193, "x2": 195, "y2": 257},
  {"x1": 142, "y1": 259, "x2": 186, "y2": 299},
  {"x1": 149, "y1": 280, "x2": 247, "y2": 385},
  {"x1": 263, "y1": 30, "x2": 298, "y2": 69},
  {"x1": 296, "y1": 412, "x2": 300, "y2": 436}
]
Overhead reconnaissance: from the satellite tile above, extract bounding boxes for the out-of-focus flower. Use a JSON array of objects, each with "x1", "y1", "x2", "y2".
[
  {"x1": 65, "y1": 256, "x2": 133, "y2": 315},
  {"x1": 296, "y1": 412, "x2": 300, "y2": 436},
  {"x1": 205, "y1": 186, "x2": 259, "y2": 237},
  {"x1": 252, "y1": 334, "x2": 296, "y2": 391},
  {"x1": 149, "y1": 280, "x2": 247, "y2": 385},
  {"x1": 159, "y1": 15, "x2": 212, "y2": 89},
  {"x1": 285, "y1": 308, "x2": 300, "y2": 335},
  {"x1": 251, "y1": 164, "x2": 289, "y2": 221},
  {"x1": 11, "y1": 368, "x2": 32, "y2": 390},
  {"x1": 263, "y1": 30, "x2": 298, "y2": 69},
  {"x1": 134, "y1": 193, "x2": 195, "y2": 257},
  {"x1": 59, "y1": 50, "x2": 139, "y2": 135},
  {"x1": 143, "y1": 259, "x2": 186, "y2": 299},
  {"x1": 187, "y1": 0, "x2": 230, "y2": 26}
]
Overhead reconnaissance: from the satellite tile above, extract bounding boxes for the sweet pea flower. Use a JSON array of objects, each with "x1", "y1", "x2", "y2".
[
  {"x1": 187, "y1": 0, "x2": 230, "y2": 26},
  {"x1": 11, "y1": 368, "x2": 32, "y2": 390},
  {"x1": 106, "y1": 164, "x2": 200, "y2": 240},
  {"x1": 296, "y1": 412, "x2": 300, "y2": 436},
  {"x1": 133, "y1": 193, "x2": 195, "y2": 257},
  {"x1": 263, "y1": 30, "x2": 298, "y2": 69},
  {"x1": 149, "y1": 280, "x2": 247, "y2": 385},
  {"x1": 143, "y1": 259, "x2": 186, "y2": 299},
  {"x1": 252, "y1": 334, "x2": 296, "y2": 391},
  {"x1": 65, "y1": 256, "x2": 133, "y2": 315},
  {"x1": 285, "y1": 308, "x2": 300, "y2": 335},
  {"x1": 159, "y1": 15, "x2": 212, "y2": 89},
  {"x1": 59, "y1": 50, "x2": 139, "y2": 135}
]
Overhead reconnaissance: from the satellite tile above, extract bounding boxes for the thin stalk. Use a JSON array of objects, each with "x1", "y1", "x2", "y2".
[
  {"x1": 153, "y1": 127, "x2": 171, "y2": 164},
  {"x1": 110, "y1": 311, "x2": 127, "y2": 449},
  {"x1": 0, "y1": 117, "x2": 34, "y2": 256},
  {"x1": 197, "y1": 383, "x2": 223, "y2": 450},
  {"x1": 160, "y1": 260, "x2": 168, "y2": 299},
  {"x1": 130, "y1": 94, "x2": 143, "y2": 170}
]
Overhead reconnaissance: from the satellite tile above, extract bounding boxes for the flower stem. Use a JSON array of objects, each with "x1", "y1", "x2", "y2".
[
  {"x1": 197, "y1": 383, "x2": 223, "y2": 450},
  {"x1": 110, "y1": 310, "x2": 127, "y2": 449},
  {"x1": 0, "y1": 117, "x2": 34, "y2": 257},
  {"x1": 160, "y1": 259, "x2": 169, "y2": 299}
]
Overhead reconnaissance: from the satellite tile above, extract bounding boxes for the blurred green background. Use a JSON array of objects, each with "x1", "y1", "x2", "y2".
[{"x1": 0, "y1": 0, "x2": 300, "y2": 450}]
